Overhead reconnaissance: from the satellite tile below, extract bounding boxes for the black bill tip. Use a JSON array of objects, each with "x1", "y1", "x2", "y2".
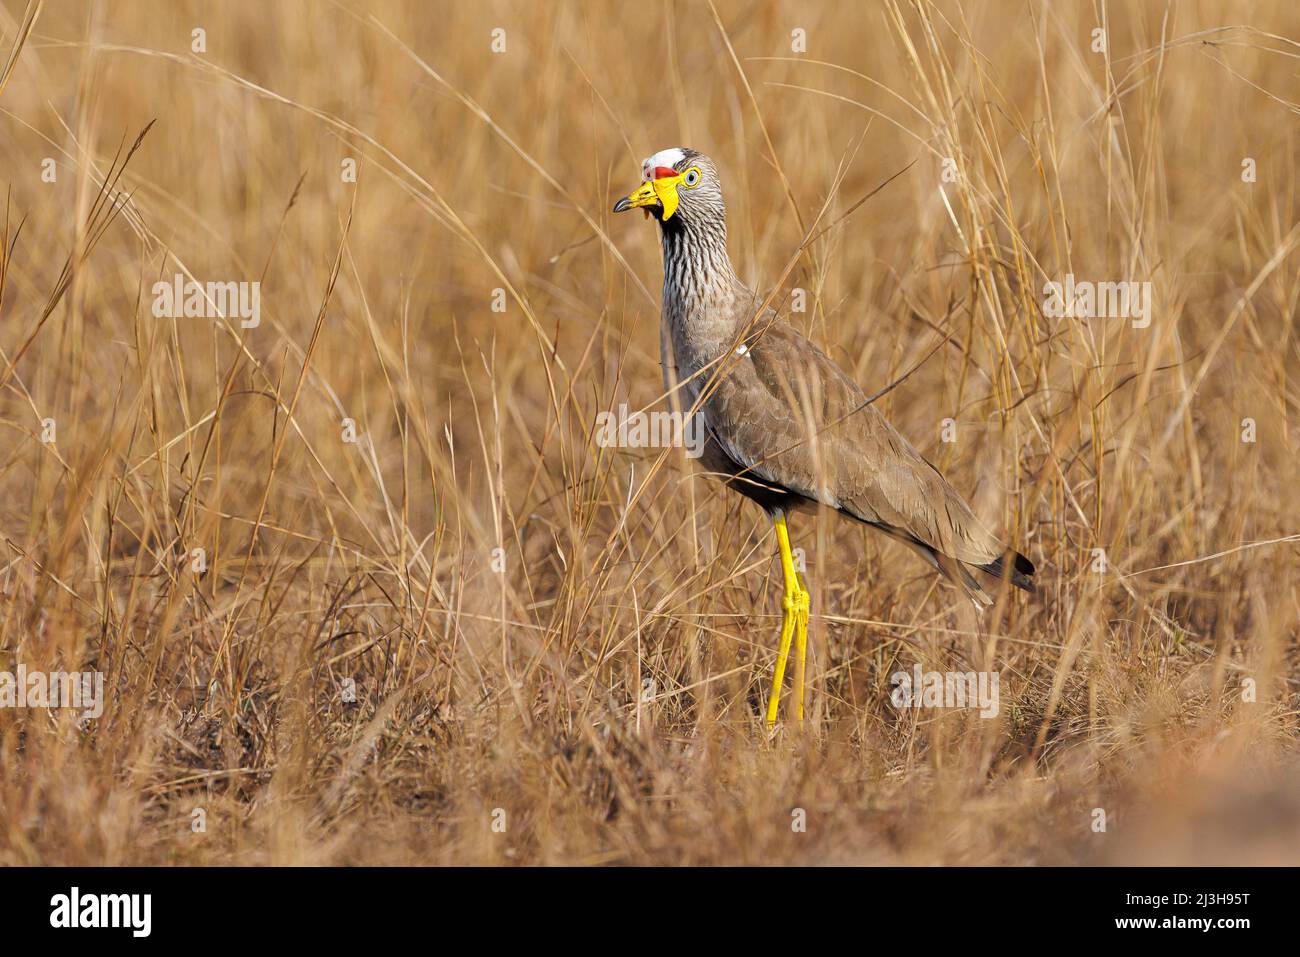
[{"x1": 612, "y1": 198, "x2": 632, "y2": 213}]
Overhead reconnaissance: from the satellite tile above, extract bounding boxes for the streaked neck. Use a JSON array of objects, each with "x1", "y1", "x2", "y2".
[{"x1": 659, "y1": 213, "x2": 746, "y2": 362}]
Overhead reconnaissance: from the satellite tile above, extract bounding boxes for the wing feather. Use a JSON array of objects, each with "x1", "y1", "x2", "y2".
[{"x1": 698, "y1": 315, "x2": 1006, "y2": 568}]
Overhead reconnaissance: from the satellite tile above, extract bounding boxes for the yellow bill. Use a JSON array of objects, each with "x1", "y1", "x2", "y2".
[{"x1": 612, "y1": 170, "x2": 684, "y2": 221}]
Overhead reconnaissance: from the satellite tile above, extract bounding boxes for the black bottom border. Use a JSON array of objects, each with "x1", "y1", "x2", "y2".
[{"x1": 1, "y1": 865, "x2": 1279, "y2": 943}]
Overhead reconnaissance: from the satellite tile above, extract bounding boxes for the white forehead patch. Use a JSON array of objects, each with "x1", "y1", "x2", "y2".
[{"x1": 642, "y1": 147, "x2": 687, "y2": 180}]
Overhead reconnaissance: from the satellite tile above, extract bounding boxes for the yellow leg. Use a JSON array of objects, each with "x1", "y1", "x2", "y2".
[
  {"x1": 793, "y1": 570, "x2": 810, "y2": 722},
  {"x1": 766, "y1": 512, "x2": 811, "y2": 729},
  {"x1": 764, "y1": 597, "x2": 795, "y2": 728}
]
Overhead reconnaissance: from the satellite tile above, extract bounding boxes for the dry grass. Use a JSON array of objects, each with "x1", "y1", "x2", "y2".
[{"x1": 1, "y1": 0, "x2": 1298, "y2": 866}]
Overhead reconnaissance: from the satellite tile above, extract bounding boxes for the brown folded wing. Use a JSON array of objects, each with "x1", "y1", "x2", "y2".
[{"x1": 698, "y1": 315, "x2": 1007, "y2": 575}]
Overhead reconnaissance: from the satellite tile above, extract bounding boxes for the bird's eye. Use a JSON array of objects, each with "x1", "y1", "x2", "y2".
[{"x1": 683, "y1": 168, "x2": 701, "y2": 188}]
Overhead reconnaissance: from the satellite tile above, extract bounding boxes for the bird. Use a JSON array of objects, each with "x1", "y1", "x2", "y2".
[{"x1": 612, "y1": 147, "x2": 1035, "y2": 729}]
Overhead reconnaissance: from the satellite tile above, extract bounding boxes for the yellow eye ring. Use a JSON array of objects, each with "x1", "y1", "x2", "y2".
[{"x1": 682, "y1": 167, "x2": 702, "y2": 188}]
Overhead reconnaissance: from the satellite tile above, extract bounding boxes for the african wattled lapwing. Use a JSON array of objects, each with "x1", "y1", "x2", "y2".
[{"x1": 613, "y1": 147, "x2": 1035, "y2": 728}]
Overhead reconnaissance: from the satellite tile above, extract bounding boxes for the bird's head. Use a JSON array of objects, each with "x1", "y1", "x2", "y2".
[{"x1": 612, "y1": 148, "x2": 724, "y2": 225}]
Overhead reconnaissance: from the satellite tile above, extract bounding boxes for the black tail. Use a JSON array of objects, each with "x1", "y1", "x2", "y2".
[{"x1": 980, "y1": 549, "x2": 1036, "y2": 593}]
